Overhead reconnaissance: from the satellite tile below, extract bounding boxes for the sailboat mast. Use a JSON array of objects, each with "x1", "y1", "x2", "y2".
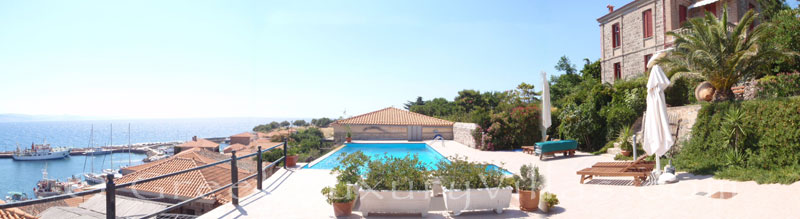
[
  {"x1": 128, "y1": 123, "x2": 131, "y2": 166},
  {"x1": 109, "y1": 124, "x2": 113, "y2": 170},
  {"x1": 91, "y1": 125, "x2": 94, "y2": 173}
]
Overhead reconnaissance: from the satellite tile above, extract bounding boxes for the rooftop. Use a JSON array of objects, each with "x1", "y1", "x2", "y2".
[
  {"x1": 115, "y1": 148, "x2": 253, "y2": 203},
  {"x1": 177, "y1": 136, "x2": 220, "y2": 148},
  {"x1": 333, "y1": 107, "x2": 454, "y2": 126},
  {"x1": 0, "y1": 201, "x2": 36, "y2": 219}
]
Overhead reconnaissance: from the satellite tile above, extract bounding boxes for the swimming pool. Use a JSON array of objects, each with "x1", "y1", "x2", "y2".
[{"x1": 307, "y1": 143, "x2": 512, "y2": 175}]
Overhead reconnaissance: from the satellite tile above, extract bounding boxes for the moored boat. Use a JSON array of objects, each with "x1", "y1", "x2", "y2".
[
  {"x1": 4, "y1": 192, "x2": 29, "y2": 203},
  {"x1": 12, "y1": 141, "x2": 70, "y2": 161}
]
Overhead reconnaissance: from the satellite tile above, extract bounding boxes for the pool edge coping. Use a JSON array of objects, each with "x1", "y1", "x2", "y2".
[{"x1": 306, "y1": 143, "x2": 347, "y2": 168}]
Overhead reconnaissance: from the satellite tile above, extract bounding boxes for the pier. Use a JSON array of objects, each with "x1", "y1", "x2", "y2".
[{"x1": 0, "y1": 142, "x2": 182, "y2": 158}]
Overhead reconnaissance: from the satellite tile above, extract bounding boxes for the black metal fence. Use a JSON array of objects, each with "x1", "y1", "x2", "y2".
[{"x1": 0, "y1": 140, "x2": 289, "y2": 219}]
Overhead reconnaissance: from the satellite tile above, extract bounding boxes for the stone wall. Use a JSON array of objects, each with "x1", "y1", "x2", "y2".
[
  {"x1": 666, "y1": 104, "x2": 701, "y2": 146},
  {"x1": 453, "y1": 122, "x2": 478, "y2": 148}
]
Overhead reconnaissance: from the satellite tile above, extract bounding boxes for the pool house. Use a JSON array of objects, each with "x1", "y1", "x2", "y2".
[{"x1": 331, "y1": 107, "x2": 454, "y2": 142}]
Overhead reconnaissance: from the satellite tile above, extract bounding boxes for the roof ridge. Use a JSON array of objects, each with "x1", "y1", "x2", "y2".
[
  {"x1": 335, "y1": 107, "x2": 395, "y2": 124},
  {"x1": 188, "y1": 158, "x2": 216, "y2": 200}
]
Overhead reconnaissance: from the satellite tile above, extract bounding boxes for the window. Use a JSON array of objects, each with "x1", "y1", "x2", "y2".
[
  {"x1": 704, "y1": 2, "x2": 718, "y2": 17},
  {"x1": 644, "y1": 54, "x2": 653, "y2": 71},
  {"x1": 614, "y1": 62, "x2": 622, "y2": 80},
  {"x1": 643, "y1": 9, "x2": 653, "y2": 38},
  {"x1": 679, "y1": 5, "x2": 688, "y2": 26},
  {"x1": 612, "y1": 23, "x2": 621, "y2": 48}
]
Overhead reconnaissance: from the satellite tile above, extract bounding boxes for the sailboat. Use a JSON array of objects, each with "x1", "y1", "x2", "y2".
[
  {"x1": 83, "y1": 125, "x2": 105, "y2": 185},
  {"x1": 83, "y1": 125, "x2": 122, "y2": 184}
]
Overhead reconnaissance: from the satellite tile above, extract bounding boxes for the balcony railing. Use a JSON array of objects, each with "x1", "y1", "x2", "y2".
[{"x1": 0, "y1": 140, "x2": 289, "y2": 219}]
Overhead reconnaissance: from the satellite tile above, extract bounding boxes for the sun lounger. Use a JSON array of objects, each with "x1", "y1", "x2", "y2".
[
  {"x1": 576, "y1": 155, "x2": 655, "y2": 186},
  {"x1": 533, "y1": 140, "x2": 577, "y2": 160}
]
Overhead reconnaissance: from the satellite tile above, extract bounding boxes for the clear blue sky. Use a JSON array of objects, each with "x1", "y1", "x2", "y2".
[{"x1": 0, "y1": 0, "x2": 635, "y2": 119}]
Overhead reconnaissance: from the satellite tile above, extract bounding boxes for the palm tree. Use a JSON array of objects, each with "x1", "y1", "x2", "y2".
[{"x1": 657, "y1": 6, "x2": 793, "y2": 101}]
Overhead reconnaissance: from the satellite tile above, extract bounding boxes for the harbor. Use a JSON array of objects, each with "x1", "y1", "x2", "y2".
[{"x1": 0, "y1": 142, "x2": 179, "y2": 158}]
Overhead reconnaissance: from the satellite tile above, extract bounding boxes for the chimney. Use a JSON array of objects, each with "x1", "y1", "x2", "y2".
[
  {"x1": 608, "y1": 5, "x2": 615, "y2": 13},
  {"x1": 192, "y1": 136, "x2": 197, "y2": 141}
]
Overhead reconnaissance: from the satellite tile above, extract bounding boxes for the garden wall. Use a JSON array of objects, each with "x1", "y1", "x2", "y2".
[
  {"x1": 666, "y1": 104, "x2": 701, "y2": 145},
  {"x1": 453, "y1": 122, "x2": 478, "y2": 148}
]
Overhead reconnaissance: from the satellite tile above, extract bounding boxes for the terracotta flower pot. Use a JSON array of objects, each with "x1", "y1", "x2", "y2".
[
  {"x1": 346, "y1": 137, "x2": 352, "y2": 143},
  {"x1": 333, "y1": 200, "x2": 355, "y2": 217},
  {"x1": 621, "y1": 150, "x2": 632, "y2": 157},
  {"x1": 286, "y1": 155, "x2": 298, "y2": 167},
  {"x1": 518, "y1": 190, "x2": 539, "y2": 212}
]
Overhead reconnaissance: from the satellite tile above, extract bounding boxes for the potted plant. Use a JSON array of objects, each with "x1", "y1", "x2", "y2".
[
  {"x1": 539, "y1": 192, "x2": 559, "y2": 213},
  {"x1": 285, "y1": 146, "x2": 300, "y2": 167},
  {"x1": 359, "y1": 154, "x2": 432, "y2": 217},
  {"x1": 321, "y1": 182, "x2": 356, "y2": 217},
  {"x1": 435, "y1": 156, "x2": 512, "y2": 216},
  {"x1": 345, "y1": 125, "x2": 353, "y2": 143},
  {"x1": 331, "y1": 152, "x2": 370, "y2": 209},
  {"x1": 618, "y1": 126, "x2": 633, "y2": 157},
  {"x1": 513, "y1": 164, "x2": 544, "y2": 211}
]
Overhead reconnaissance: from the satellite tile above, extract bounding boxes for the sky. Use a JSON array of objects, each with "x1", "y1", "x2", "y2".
[{"x1": 0, "y1": 0, "x2": 637, "y2": 119}]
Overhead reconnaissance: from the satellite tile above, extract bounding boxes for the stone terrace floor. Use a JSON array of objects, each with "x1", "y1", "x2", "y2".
[{"x1": 200, "y1": 140, "x2": 800, "y2": 219}]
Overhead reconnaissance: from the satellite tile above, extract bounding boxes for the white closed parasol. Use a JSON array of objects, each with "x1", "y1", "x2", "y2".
[
  {"x1": 643, "y1": 52, "x2": 675, "y2": 177},
  {"x1": 541, "y1": 71, "x2": 551, "y2": 141}
]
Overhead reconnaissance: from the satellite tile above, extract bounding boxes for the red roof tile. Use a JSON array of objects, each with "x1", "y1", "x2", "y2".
[
  {"x1": 115, "y1": 148, "x2": 252, "y2": 203},
  {"x1": 334, "y1": 107, "x2": 454, "y2": 126},
  {"x1": 177, "y1": 137, "x2": 219, "y2": 148},
  {"x1": 0, "y1": 201, "x2": 36, "y2": 219}
]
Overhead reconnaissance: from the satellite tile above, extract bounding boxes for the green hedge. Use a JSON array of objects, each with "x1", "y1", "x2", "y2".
[
  {"x1": 675, "y1": 97, "x2": 800, "y2": 184},
  {"x1": 758, "y1": 73, "x2": 800, "y2": 99}
]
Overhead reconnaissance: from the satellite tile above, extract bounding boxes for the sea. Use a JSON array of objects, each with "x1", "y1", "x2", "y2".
[{"x1": 0, "y1": 117, "x2": 290, "y2": 198}]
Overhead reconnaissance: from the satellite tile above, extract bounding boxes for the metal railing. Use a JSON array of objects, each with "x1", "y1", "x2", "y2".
[{"x1": 0, "y1": 140, "x2": 290, "y2": 219}]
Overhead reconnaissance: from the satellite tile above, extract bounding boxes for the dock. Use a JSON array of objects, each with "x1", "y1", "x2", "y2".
[{"x1": 0, "y1": 141, "x2": 183, "y2": 158}]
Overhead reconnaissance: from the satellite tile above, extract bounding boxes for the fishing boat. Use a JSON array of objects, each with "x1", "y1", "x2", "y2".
[
  {"x1": 4, "y1": 192, "x2": 29, "y2": 203},
  {"x1": 12, "y1": 140, "x2": 70, "y2": 161},
  {"x1": 33, "y1": 165, "x2": 84, "y2": 198}
]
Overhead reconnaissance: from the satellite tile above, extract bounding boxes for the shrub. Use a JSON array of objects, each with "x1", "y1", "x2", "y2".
[
  {"x1": 501, "y1": 177, "x2": 518, "y2": 193},
  {"x1": 513, "y1": 164, "x2": 544, "y2": 191},
  {"x1": 330, "y1": 152, "x2": 370, "y2": 184},
  {"x1": 674, "y1": 97, "x2": 800, "y2": 184},
  {"x1": 665, "y1": 76, "x2": 702, "y2": 106},
  {"x1": 485, "y1": 106, "x2": 542, "y2": 150},
  {"x1": 363, "y1": 154, "x2": 431, "y2": 191},
  {"x1": 758, "y1": 72, "x2": 800, "y2": 98},
  {"x1": 542, "y1": 192, "x2": 559, "y2": 208},
  {"x1": 434, "y1": 156, "x2": 504, "y2": 190},
  {"x1": 321, "y1": 182, "x2": 356, "y2": 204}
]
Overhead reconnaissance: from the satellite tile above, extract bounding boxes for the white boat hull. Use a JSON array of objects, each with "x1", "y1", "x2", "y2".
[{"x1": 12, "y1": 150, "x2": 70, "y2": 161}]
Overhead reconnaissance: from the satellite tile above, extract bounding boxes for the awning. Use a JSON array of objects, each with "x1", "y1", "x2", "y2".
[{"x1": 688, "y1": 0, "x2": 718, "y2": 9}]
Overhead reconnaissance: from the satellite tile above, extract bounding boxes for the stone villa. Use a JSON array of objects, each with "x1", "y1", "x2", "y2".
[{"x1": 598, "y1": 0, "x2": 761, "y2": 83}]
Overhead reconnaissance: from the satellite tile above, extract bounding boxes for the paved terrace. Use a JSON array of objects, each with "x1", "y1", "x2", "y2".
[{"x1": 201, "y1": 140, "x2": 800, "y2": 219}]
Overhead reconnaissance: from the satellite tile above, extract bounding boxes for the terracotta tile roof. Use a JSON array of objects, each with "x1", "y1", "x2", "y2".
[
  {"x1": 177, "y1": 136, "x2": 219, "y2": 148},
  {"x1": 0, "y1": 201, "x2": 37, "y2": 219},
  {"x1": 231, "y1": 132, "x2": 255, "y2": 138},
  {"x1": 115, "y1": 148, "x2": 252, "y2": 203},
  {"x1": 334, "y1": 107, "x2": 454, "y2": 126},
  {"x1": 222, "y1": 143, "x2": 248, "y2": 154}
]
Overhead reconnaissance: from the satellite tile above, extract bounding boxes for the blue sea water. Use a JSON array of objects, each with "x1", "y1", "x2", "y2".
[{"x1": 0, "y1": 117, "x2": 287, "y2": 198}]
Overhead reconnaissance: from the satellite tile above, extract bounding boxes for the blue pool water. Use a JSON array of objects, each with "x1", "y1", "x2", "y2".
[{"x1": 308, "y1": 143, "x2": 512, "y2": 175}]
